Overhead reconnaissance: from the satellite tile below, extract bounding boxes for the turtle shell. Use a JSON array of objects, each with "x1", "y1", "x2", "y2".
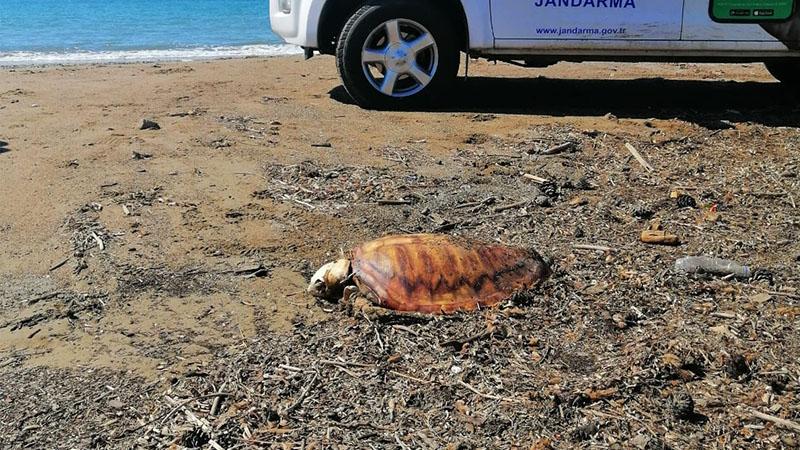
[{"x1": 350, "y1": 234, "x2": 550, "y2": 314}]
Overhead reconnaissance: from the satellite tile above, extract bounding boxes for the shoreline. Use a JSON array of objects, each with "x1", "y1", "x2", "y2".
[{"x1": 0, "y1": 43, "x2": 302, "y2": 68}]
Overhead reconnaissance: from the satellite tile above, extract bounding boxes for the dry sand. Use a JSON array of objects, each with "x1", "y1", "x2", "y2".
[{"x1": 0, "y1": 56, "x2": 798, "y2": 449}]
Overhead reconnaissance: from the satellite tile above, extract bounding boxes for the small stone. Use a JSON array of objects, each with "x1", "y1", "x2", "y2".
[
  {"x1": 572, "y1": 422, "x2": 598, "y2": 441},
  {"x1": 131, "y1": 151, "x2": 152, "y2": 160},
  {"x1": 631, "y1": 434, "x2": 650, "y2": 449},
  {"x1": 568, "y1": 196, "x2": 589, "y2": 207},
  {"x1": 535, "y1": 196, "x2": 552, "y2": 207},
  {"x1": 751, "y1": 293, "x2": 772, "y2": 304},
  {"x1": 611, "y1": 313, "x2": 628, "y2": 329},
  {"x1": 139, "y1": 119, "x2": 160, "y2": 130},
  {"x1": 570, "y1": 176, "x2": 591, "y2": 190},
  {"x1": 470, "y1": 113, "x2": 496, "y2": 122}
]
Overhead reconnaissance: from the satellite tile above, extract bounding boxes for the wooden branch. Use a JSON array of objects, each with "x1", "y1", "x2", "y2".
[
  {"x1": 521, "y1": 173, "x2": 549, "y2": 184},
  {"x1": 377, "y1": 199, "x2": 413, "y2": 205},
  {"x1": 762, "y1": 290, "x2": 800, "y2": 300},
  {"x1": 573, "y1": 243, "x2": 618, "y2": 252},
  {"x1": 441, "y1": 329, "x2": 495, "y2": 349},
  {"x1": 494, "y1": 200, "x2": 529, "y2": 213},
  {"x1": 283, "y1": 372, "x2": 319, "y2": 415},
  {"x1": 625, "y1": 143, "x2": 654, "y2": 172},
  {"x1": 390, "y1": 370, "x2": 430, "y2": 385},
  {"x1": 457, "y1": 380, "x2": 519, "y2": 403},
  {"x1": 127, "y1": 392, "x2": 231, "y2": 433},
  {"x1": 90, "y1": 232, "x2": 105, "y2": 251},
  {"x1": 751, "y1": 409, "x2": 800, "y2": 433},
  {"x1": 49, "y1": 257, "x2": 70, "y2": 272},
  {"x1": 541, "y1": 141, "x2": 575, "y2": 155}
]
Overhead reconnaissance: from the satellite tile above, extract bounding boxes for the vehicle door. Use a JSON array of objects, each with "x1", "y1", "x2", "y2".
[
  {"x1": 489, "y1": 0, "x2": 685, "y2": 45},
  {"x1": 683, "y1": 0, "x2": 799, "y2": 49}
]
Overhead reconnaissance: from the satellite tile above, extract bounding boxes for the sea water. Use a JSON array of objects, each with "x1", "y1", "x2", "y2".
[{"x1": 0, "y1": 0, "x2": 299, "y2": 65}]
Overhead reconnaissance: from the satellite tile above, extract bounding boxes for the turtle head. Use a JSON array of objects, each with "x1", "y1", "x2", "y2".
[{"x1": 307, "y1": 258, "x2": 352, "y2": 299}]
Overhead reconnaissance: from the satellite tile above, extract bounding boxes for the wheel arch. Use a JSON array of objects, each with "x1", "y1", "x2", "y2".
[{"x1": 317, "y1": 0, "x2": 470, "y2": 55}]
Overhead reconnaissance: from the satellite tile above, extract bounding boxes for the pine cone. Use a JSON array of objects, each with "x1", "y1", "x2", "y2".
[
  {"x1": 632, "y1": 205, "x2": 654, "y2": 220},
  {"x1": 751, "y1": 269, "x2": 774, "y2": 285},
  {"x1": 676, "y1": 194, "x2": 697, "y2": 208},
  {"x1": 671, "y1": 391, "x2": 695, "y2": 419},
  {"x1": 540, "y1": 181, "x2": 558, "y2": 198}
]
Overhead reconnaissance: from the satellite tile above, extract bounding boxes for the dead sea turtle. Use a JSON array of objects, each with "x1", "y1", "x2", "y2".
[{"x1": 308, "y1": 234, "x2": 551, "y2": 317}]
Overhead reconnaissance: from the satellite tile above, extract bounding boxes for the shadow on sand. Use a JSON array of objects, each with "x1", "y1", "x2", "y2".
[
  {"x1": 330, "y1": 76, "x2": 800, "y2": 128},
  {"x1": 0, "y1": 141, "x2": 9, "y2": 154}
]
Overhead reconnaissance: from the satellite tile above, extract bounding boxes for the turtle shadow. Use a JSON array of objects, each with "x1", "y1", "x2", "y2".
[{"x1": 329, "y1": 76, "x2": 800, "y2": 128}]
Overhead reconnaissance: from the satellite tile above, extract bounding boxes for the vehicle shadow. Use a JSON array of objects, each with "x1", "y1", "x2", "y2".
[{"x1": 329, "y1": 76, "x2": 800, "y2": 127}]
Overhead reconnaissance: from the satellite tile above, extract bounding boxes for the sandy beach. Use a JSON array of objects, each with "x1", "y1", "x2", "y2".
[{"x1": 1, "y1": 56, "x2": 799, "y2": 448}]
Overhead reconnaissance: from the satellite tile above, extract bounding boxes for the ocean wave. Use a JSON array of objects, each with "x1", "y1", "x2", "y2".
[{"x1": 0, "y1": 44, "x2": 303, "y2": 66}]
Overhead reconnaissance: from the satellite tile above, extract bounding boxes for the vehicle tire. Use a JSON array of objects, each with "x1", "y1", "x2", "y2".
[
  {"x1": 336, "y1": 2, "x2": 460, "y2": 109},
  {"x1": 765, "y1": 60, "x2": 800, "y2": 85}
]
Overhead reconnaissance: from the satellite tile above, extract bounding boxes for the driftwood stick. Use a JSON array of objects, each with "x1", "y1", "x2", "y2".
[
  {"x1": 440, "y1": 329, "x2": 495, "y2": 349},
  {"x1": 130, "y1": 393, "x2": 231, "y2": 432},
  {"x1": 751, "y1": 410, "x2": 800, "y2": 433},
  {"x1": 209, "y1": 382, "x2": 227, "y2": 416},
  {"x1": 494, "y1": 200, "x2": 529, "y2": 213},
  {"x1": 26, "y1": 291, "x2": 61, "y2": 305},
  {"x1": 390, "y1": 370, "x2": 430, "y2": 385},
  {"x1": 457, "y1": 380, "x2": 519, "y2": 403},
  {"x1": 377, "y1": 199, "x2": 413, "y2": 206},
  {"x1": 320, "y1": 359, "x2": 375, "y2": 369},
  {"x1": 283, "y1": 372, "x2": 319, "y2": 415},
  {"x1": 521, "y1": 173, "x2": 549, "y2": 184},
  {"x1": 625, "y1": 142, "x2": 654, "y2": 172},
  {"x1": 90, "y1": 232, "x2": 105, "y2": 251},
  {"x1": 49, "y1": 257, "x2": 70, "y2": 272},
  {"x1": 573, "y1": 243, "x2": 618, "y2": 252},
  {"x1": 541, "y1": 141, "x2": 575, "y2": 155},
  {"x1": 762, "y1": 290, "x2": 800, "y2": 300}
]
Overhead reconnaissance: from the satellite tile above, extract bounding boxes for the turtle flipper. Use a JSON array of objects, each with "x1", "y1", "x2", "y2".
[{"x1": 343, "y1": 286, "x2": 432, "y2": 323}]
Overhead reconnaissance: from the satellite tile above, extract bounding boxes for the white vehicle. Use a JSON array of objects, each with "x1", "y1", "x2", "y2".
[{"x1": 270, "y1": 0, "x2": 800, "y2": 108}]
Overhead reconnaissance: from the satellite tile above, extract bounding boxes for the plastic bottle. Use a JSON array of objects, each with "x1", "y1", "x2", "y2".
[{"x1": 674, "y1": 256, "x2": 751, "y2": 279}]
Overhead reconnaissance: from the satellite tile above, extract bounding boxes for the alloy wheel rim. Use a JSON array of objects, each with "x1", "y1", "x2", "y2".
[{"x1": 360, "y1": 19, "x2": 439, "y2": 98}]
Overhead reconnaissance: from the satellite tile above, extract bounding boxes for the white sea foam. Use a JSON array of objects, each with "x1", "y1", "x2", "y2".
[{"x1": 0, "y1": 44, "x2": 303, "y2": 66}]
